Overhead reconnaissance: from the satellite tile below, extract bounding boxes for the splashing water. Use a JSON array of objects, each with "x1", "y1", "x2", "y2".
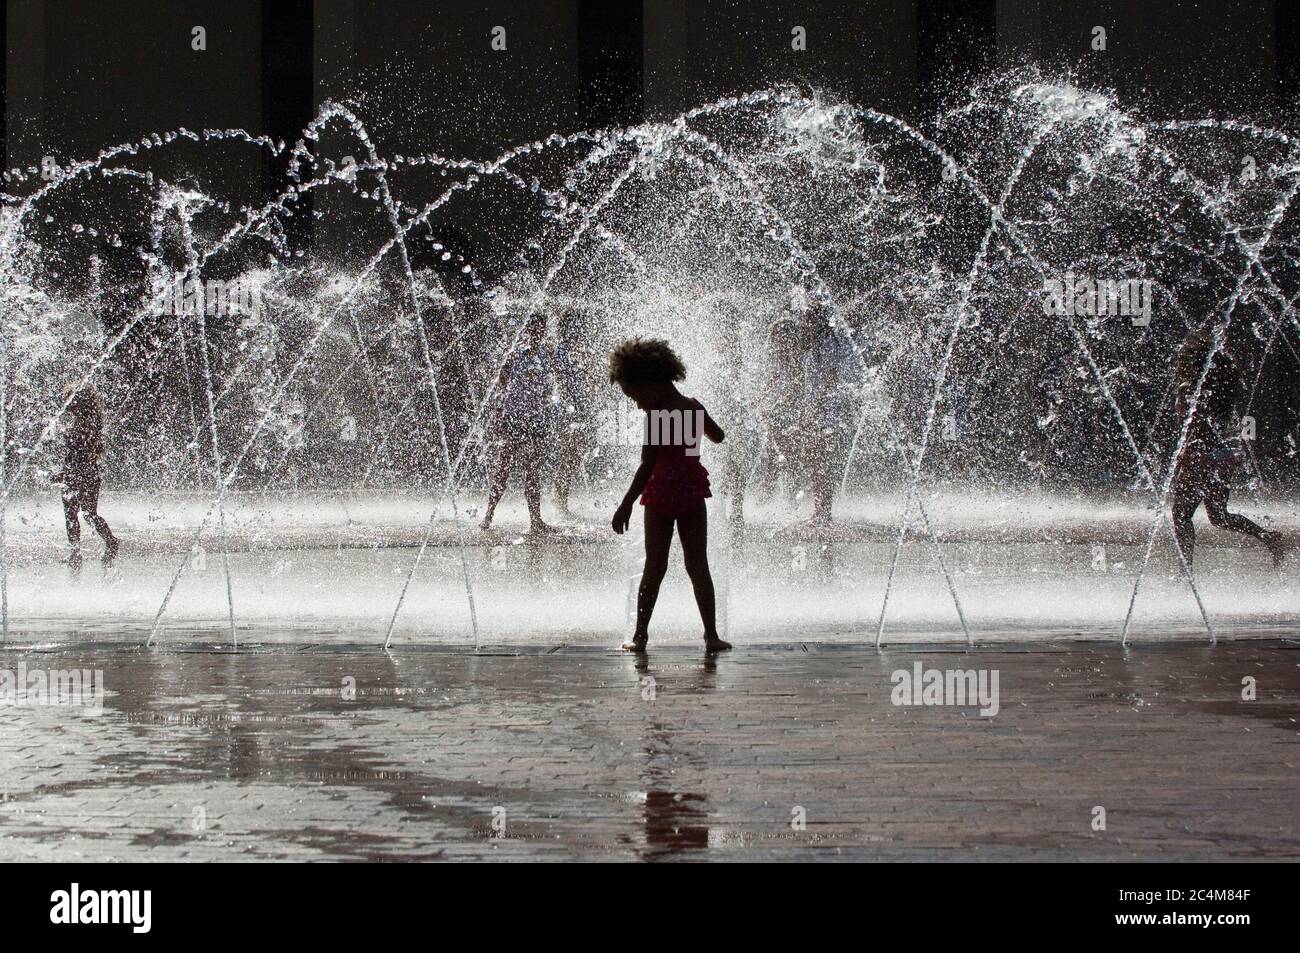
[{"x1": 2, "y1": 68, "x2": 1298, "y2": 646}]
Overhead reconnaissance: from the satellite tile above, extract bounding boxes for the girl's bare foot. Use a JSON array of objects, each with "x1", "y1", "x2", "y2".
[
  {"x1": 622, "y1": 633, "x2": 649, "y2": 652},
  {"x1": 703, "y1": 634, "x2": 732, "y2": 653}
]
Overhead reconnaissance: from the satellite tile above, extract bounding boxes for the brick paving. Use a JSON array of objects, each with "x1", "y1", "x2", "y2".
[{"x1": 0, "y1": 639, "x2": 1297, "y2": 861}]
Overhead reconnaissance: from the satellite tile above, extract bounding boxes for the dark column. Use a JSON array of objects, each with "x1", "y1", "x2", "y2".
[
  {"x1": 577, "y1": 0, "x2": 643, "y2": 131},
  {"x1": 0, "y1": 5, "x2": 6, "y2": 179},
  {"x1": 917, "y1": 0, "x2": 997, "y2": 122},
  {"x1": 1279, "y1": 0, "x2": 1300, "y2": 109},
  {"x1": 262, "y1": 0, "x2": 315, "y2": 251},
  {"x1": 7, "y1": 1, "x2": 47, "y2": 182}
]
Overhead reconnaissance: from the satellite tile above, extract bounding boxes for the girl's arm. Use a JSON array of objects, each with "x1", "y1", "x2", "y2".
[
  {"x1": 691, "y1": 399, "x2": 725, "y2": 443},
  {"x1": 612, "y1": 442, "x2": 660, "y2": 534}
]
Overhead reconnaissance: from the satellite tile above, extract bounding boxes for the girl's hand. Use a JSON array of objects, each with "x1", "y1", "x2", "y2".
[{"x1": 612, "y1": 500, "x2": 634, "y2": 534}]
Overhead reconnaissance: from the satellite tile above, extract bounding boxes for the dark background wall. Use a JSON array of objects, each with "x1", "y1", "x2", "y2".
[
  {"x1": 6, "y1": 1, "x2": 265, "y2": 207},
  {"x1": 1001, "y1": 0, "x2": 1286, "y2": 118},
  {"x1": 643, "y1": 0, "x2": 921, "y2": 121},
  {"x1": 3, "y1": 1, "x2": 1298, "y2": 273},
  {"x1": 8, "y1": 1, "x2": 1296, "y2": 183}
]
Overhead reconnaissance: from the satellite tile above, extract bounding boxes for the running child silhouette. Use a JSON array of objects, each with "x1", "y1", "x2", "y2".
[
  {"x1": 50, "y1": 383, "x2": 119, "y2": 569},
  {"x1": 1169, "y1": 328, "x2": 1289, "y2": 569},
  {"x1": 609, "y1": 338, "x2": 731, "y2": 653}
]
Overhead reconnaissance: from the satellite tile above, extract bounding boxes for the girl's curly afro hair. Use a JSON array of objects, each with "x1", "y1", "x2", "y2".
[{"x1": 608, "y1": 337, "x2": 687, "y2": 386}]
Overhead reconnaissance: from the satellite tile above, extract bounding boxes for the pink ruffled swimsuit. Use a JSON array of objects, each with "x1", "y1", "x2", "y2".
[{"x1": 641, "y1": 424, "x2": 712, "y2": 518}]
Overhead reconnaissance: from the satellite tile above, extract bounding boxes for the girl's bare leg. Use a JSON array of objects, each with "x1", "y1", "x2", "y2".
[
  {"x1": 554, "y1": 435, "x2": 576, "y2": 516},
  {"x1": 60, "y1": 491, "x2": 84, "y2": 573},
  {"x1": 84, "y1": 508, "x2": 119, "y2": 561},
  {"x1": 625, "y1": 506, "x2": 674, "y2": 650},
  {"x1": 522, "y1": 460, "x2": 551, "y2": 532},
  {"x1": 1204, "y1": 482, "x2": 1287, "y2": 564},
  {"x1": 481, "y1": 447, "x2": 514, "y2": 529},
  {"x1": 78, "y1": 482, "x2": 118, "y2": 559},
  {"x1": 61, "y1": 494, "x2": 81, "y2": 546},
  {"x1": 554, "y1": 466, "x2": 572, "y2": 515},
  {"x1": 677, "y1": 503, "x2": 731, "y2": 652},
  {"x1": 810, "y1": 432, "x2": 836, "y2": 526},
  {"x1": 1171, "y1": 478, "x2": 1200, "y2": 569},
  {"x1": 62, "y1": 492, "x2": 82, "y2": 557}
]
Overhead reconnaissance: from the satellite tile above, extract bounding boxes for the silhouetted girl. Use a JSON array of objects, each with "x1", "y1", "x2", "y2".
[
  {"x1": 1170, "y1": 329, "x2": 1287, "y2": 568},
  {"x1": 480, "y1": 313, "x2": 556, "y2": 534},
  {"x1": 609, "y1": 338, "x2": 731, "y2": 653},
  {"x1": 51, "y1": 383, "x2": 119, "y2": 567}
]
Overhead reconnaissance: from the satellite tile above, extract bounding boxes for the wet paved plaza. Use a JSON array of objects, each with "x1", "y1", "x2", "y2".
[{"x1": 0, "y1": 639, "x2": 1297, "y2": 861}]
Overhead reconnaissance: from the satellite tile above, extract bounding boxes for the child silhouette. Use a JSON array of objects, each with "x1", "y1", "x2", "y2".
[
  {"x1": 480, "y1": 312, "x2": 557, "y2": 534},
  {"x1": 51, "y1": 383, "x2": 119, "y2": 568},
  {"x1": 609, "y1": 338, "x2": 731, "y2": 653},
  {"x1": 1170, "y1": 329, "x2": 1290, "y2": 568}
]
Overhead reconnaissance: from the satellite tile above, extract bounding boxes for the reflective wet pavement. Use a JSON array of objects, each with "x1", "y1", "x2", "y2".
[{"x1": 0, "y1": 640, "x2": 1297, "y2": 861}]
